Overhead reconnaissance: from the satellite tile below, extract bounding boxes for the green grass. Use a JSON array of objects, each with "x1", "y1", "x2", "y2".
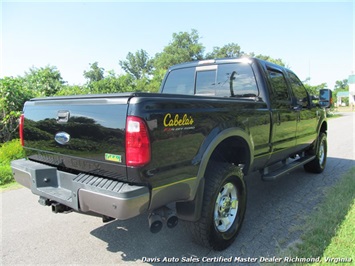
[
  {"x1": 278, "y1": 168, "x2": 355, "y2": 265},
  {"x1": 0, "y1": 139, "x2": 25, "y2": 186},
  {"x1": 314, "y1": 200, "x2": 355, "y2": 265}
]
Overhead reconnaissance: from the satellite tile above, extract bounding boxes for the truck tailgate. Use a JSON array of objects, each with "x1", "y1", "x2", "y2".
[{"x1": 22, "y1": 94, "x2": 130, "y2": 181}]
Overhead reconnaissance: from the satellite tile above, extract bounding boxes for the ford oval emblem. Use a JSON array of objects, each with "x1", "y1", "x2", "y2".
[{"x1": 54, "y1": 132, "x2": 70, "y2": 145}]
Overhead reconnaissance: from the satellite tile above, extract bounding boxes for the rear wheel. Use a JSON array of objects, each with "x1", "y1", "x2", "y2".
[
  {"x1": 304, "y1": 132, "x2": 327, "y2": 173},
  {"x1": 187, "y1": 162, "x2": 246, "y2": 250}
]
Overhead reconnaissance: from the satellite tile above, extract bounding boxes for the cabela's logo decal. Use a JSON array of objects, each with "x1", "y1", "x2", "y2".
[
  {"x1": 163, "y1": 113, "x2": 195, "y2": 132},
  {"x1": 163, "y1": 113, "x2": 194, "y2": 127}
]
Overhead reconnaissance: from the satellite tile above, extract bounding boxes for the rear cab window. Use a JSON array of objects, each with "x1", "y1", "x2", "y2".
[
  {"x1": 161, "y1": 62, "x2": 259, "y2": 98},
  {"x1": 161, "y1": 67, "x2": 195, "y2": 95}
]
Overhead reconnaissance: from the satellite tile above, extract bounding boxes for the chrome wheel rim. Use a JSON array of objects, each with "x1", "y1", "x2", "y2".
[
  {"x1": 214, "y1": 182, "x2": 238, "y2": 232},
  {"x1": 318, "y1": 139, "x2": 325, "y2": 165}
]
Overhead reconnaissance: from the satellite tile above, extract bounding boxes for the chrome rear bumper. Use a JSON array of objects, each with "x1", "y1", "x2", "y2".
[{"x1": 11, "y1": 159, "x2": 150, "y2": 220}]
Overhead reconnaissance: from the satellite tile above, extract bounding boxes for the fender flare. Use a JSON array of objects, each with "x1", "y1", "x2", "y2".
[
  {"x1": 197, "y1": 127, "x2": 254, "y2": 181},
  {"x1": 176, "y1": 127, "x2": 253, "y2": 222}
]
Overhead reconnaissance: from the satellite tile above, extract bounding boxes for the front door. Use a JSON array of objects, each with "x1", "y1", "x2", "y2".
[
  {"x1": 287, "y1": 71, "x2": 318, "y2": 150},
  {"x1": 267, "y1": 67, "x2": 298, "y2": 164}
]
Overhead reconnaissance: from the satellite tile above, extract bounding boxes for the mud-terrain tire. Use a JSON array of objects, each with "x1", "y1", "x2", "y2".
[
  {"x1": 187, "y1": 162, "x2": 246, "y2": 250},
  {"x1": 304, "y1": 132, "x2": 327, "y2": 173}
]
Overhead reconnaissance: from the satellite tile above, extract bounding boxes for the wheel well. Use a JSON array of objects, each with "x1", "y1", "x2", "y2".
[
  {"x1": 320, "y1": 121, "x2": 327, "y2": 134},
  {"x1": 208, "y1": 137, "x2": 251, "y2": 175},
  {"x1": 177, "y1": 137, "x2": 250, "y2": 222}
]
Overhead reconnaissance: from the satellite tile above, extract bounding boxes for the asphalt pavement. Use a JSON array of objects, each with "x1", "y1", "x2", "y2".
[{"x1": 1, "y1": 112, "x2": 354, "y2": 265}]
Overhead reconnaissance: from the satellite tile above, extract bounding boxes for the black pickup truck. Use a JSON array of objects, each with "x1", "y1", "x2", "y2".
[{"x1": 11, "y1": 58, "x2": 332, "y2": 250}]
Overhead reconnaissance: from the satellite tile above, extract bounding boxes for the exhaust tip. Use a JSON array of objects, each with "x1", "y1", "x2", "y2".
[
  {"x1": 166, "y1": 215, "x2": 178, "y2": 228},
  {"x1": 148, "y1": 213, "x2": 163, "y2": 233},
  {"x1": 148, "y1": 206, "x2": 179, "y2": 233}
]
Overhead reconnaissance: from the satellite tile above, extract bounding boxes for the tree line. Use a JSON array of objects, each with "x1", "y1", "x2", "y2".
[{"x1": 0, "y1": 29, "x2": 349, "y2": 143}]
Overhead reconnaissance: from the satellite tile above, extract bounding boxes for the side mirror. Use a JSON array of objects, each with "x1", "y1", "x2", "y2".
[{"x1": 319, "y1": 89, "x2": 333, "y2": 108}]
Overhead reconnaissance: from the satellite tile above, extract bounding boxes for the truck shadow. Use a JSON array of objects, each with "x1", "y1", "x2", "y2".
[
  {"x1": 90, "y1": 215, "x2": 210, "y2": 263},
  {"x1": 90, "y1": 156, "x2": 354, "y2": 264}
]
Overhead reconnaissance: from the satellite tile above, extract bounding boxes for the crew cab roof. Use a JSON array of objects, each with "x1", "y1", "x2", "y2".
[
  {"x1": 167, "y1": 57, "x2": 288, "y2": 73},
  {"x1": 167, "y1": 57, "x2": 259, "y2": 70}
]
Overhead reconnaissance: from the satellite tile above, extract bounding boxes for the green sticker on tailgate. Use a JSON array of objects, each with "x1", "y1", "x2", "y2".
[{"x1": 105, "y1": 153, "x2": 122, "y2": 163}]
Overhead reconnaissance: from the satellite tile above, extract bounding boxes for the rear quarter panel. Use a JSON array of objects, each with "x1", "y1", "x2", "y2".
[{"x1": 128, "y1": 95, "x2": 270, "y2": 207}]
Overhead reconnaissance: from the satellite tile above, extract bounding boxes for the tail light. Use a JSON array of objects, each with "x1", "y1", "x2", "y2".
[
  {"x1": 125, "y1": 116, "x2": 151, "y2": 167},
  {"x1": 19, "y1": 114, "x2": 24, "y2": 146}
]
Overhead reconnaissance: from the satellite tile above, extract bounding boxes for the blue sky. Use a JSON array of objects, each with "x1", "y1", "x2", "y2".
[{"x1": 1, "y1": 1, "x2": 354, "y2": 89}]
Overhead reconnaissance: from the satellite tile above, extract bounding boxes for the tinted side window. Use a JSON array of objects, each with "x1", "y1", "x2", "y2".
[
  {"x1": 216, "y1": 63, "x2": 259, "y2": 97},
  {"x1": 288, "y1": 71, "x2": 309, "y2": 108},
  {"x1": 267, "y1": 69, "x2": 289, "y2": 103},
  {"x1": 162, "y1": 67, "x2": 195, "y2": 95}
]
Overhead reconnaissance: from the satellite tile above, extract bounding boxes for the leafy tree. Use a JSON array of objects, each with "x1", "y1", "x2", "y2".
[
  {"x1": 24, "y1": 66, "x2": 65, "y2": 96},
  {"x1": 145, "y1": 68, "x2": 166, "y2": 93},
  {"x1": 205, "y1": 43, "x2": 244, "y2": 59},
  {"x1": 333, "y1": 79, "x2": 349, "y2": 105},
  {"x1": 115, "y1": 73, "x2": 136, "y2": 92},
  {"x1": 0, "y1": 76, "x2": 35, "y2": 142},
  {"x1": 154, "y1": 29, "x2": 205, "y2": 70},
  {"x1": 334, "y1": 79, "x2": 348, "y2": 91},
  {"x1": 304, "y1": 83, "x2": 328, "y2": 96},
  {"x1": 88, "y1": 72, "x2": 136, "y2": 94},
  {"x1": 55, "y1": 84, "x2": 89, "y2": 96},
  {"x1": 119, "y1": 49, "x2": 153, "y2": 80},
  {"x1": 83, "y1": 62, "x2": 104, "y2": 83}
]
